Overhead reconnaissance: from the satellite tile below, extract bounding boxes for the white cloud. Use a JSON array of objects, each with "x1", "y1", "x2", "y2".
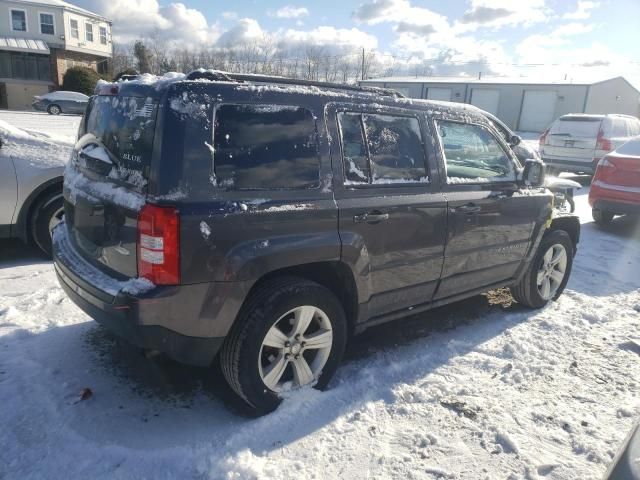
[
  {"x1": 279, "y1": 26, "x2": 378, "y2": 52},
  {"x1": 270, "y1": 5, "x2": 310, "y2": 19},
  {"x1": 563, "y1": 1, "x2": 599, "y2": 20},
  {"x1": 82, "y1": 0, "x2": 220, "y2": 45},
  {"x1": 216, "y1": 18, "x2": 265, "y2": 46},
  {"x1": 516, "y1": 22, "x2": 594, "y2": 61},
  {"x1": 456, "y1": 0, "x2": 549, "y2": 31},
  {"x1": 221, "y1": 11, "x2": 238, "y2": 21},
  {"x1": 353, "y1": 0, "x2": 449, "y2": 33}
]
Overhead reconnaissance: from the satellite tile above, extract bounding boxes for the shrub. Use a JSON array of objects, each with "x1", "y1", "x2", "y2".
[{"x1": 62, "y1": 66, "x2": 101, "y2": 95}]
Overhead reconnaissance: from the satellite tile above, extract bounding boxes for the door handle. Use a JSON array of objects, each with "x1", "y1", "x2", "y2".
[
  {"x1": 353, "y1": 211, "x2": 390, "y2": 223},
  {"x1": 454, "y1": 204, "x2": 481, "y2": 215}
]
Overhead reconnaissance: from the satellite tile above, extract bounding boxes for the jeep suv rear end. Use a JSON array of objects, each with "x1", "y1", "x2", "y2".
[{"x1": 54, "y1": 72, "x2": 578, "y2": 414}]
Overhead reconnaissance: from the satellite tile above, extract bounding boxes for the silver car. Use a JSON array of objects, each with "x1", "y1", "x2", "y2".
[
  {"x1": 0, "y1": 121, "x2": 71, "y2": 256},
  {"x1": 32, "y1": 91, "x2": 89, "y2": 115},
  {"x1": 540, "y1": 114, "x2": 640, "y2": 175}
]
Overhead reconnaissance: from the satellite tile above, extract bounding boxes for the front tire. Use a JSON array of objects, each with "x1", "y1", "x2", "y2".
[
  {"x1": 592, "y1": 208, "x2": 614, "y2": 226},
  {"x1": 220, "y1": 277, "x2": 347, "y2": 414},
  {"x1": 30, "y1": 190, "x2": 64, "y2": 257},
  {"x1": 47, "y1": 104, "x2": 61, "y2": 115},
  {"x1": 510, "y1": 230, "x2": 574, "y2": 309}
]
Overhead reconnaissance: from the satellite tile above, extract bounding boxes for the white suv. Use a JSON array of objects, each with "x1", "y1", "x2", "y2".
[{"x1": 540, "y1": 114, "x2": 640, "y2": 175}]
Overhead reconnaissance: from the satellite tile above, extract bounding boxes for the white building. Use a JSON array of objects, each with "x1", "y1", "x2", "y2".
[
  {"x1": 0, "y1": 0, "x2": 112, "y2": 109},
  {"x1": 360, "y1": 76, "x2": 640, "y2": 132}
]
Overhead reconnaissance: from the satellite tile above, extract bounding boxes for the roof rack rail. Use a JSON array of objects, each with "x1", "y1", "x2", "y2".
[{"x1": 184, "y1": 70, "x2": 405, "y2": 98}]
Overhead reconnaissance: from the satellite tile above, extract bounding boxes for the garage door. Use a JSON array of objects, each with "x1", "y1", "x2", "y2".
[
  {"x1": 519, "y1": 90, "x2": 557, "y2": 132},
  {"x1": 470, "y1": 89, "x2": 500, "y2": 115},
  {"x1": 426, "y1": 88, "x2": 452, "y2": 101}
]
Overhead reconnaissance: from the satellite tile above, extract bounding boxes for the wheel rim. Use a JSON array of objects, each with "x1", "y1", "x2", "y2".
[
  {"x1": 50, "y1": 106, "x2": 60, "y2": 114},
  {"x1": 258, "y1": 305, "x2": 333, "y2": 393},
  {"x1": 536, "y1": 244, "x2": 567, "y2": 300},
  {"x1": 48, "y1": 207, "x2": 64, "y2": 235}
]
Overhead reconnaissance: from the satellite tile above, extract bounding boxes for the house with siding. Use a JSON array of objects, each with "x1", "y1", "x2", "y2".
[
  {"x1": 360, "y1": 76, "x2": 640, "y2": 132},
  {"x1": 0, "y1": 0, "x2": 112, "y2": 109}
]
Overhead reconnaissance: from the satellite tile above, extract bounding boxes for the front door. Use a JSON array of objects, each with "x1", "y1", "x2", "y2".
[
  {"x1": 328, "y1": 105, "x2": 447, "y2": 321},
  {"x1": 431, "y1": 118, "x2": 551, "y2": 299}
]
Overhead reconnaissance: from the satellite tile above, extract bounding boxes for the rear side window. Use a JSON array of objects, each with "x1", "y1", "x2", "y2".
[
  {"x1": 213, "y1": 104, "x2": 319, "y2": 190},
  {"x1": 337, "y1": 112, "x2": 427, "y2": 185},
  {"x1": 628, "y1": 119, "x2": 640, "y2": 137},
  {"x1": 85, "y1": 96, "x2": 159, "y2": 184},
  {"x1": 611, "y1": 118, "x2": 629, "y2": 137},
  {"x1": 437, "y1": 121, "x2": 516, "y2": 183}
]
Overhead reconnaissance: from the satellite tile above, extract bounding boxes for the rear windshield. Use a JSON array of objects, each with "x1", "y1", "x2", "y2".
[
  {"x1": 616, "y1": 138, "x2": 640, "y2": 157},
  {"x1": 212, "y1": 104, "x2": 320, "y2": 190},
  {"x1": 84, "y1": 95, "x2": 159, "y2": 183},
  {"x1": 549, "y1": 117, "x2": 602, "y2": 137}
]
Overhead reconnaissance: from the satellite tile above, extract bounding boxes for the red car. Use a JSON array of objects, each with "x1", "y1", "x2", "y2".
[{"x1": 589, "y1": 137, "x2": 640, "y2": 225}]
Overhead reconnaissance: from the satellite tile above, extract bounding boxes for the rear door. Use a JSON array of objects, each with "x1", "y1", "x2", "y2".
[
  {"x1": 431, "y1": 116, "x2": 551, "y2": 299},
  {"x1": 63, "y1": 94, "x2": 159, "y2": 278},
  {"x1": 329, "y1": 104, "x2": 447, "y2": 320},
  {"x1": 542, "y1": 115, "x2": 602, "y2": 165}
]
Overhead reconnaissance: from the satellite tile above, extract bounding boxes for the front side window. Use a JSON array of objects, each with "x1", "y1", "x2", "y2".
[
  {"x1": 338, "y1": 112, "x2": 428, "y2": 185},
  {"x1": 99, "y1": 26, "x2": 107, "y2": 44},
  {"x1": 213, "y1": 104, "x2": 320, "y2": 190},
  {"x1": 85, "y1": 23, "x2": 93, "y2": 42},
  {"x1": 69, "y1": 19, "x2": 79, "y2": 38},
  {"x1": 437, "y1": 121, "x2": 516, "y2": 183},
  {"x1": 11, "y1": 10, "x2": 26, "y2": 31},
  {"x1": 39, "y1": 13, "x2": 54, "y2": 35}
]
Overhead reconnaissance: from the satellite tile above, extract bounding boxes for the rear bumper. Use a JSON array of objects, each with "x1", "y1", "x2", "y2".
[
  {"x1": 589, "y1": 181, "x2": 640, "y2": 215},
  {"x1": 542, "y1": 157, "x2": 596, "y2": 174},
  {"x1": 52, "y1": 224, "x2": 233, "y2": 366}
]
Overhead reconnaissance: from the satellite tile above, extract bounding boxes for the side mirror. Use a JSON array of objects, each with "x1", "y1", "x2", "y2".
[
  {"x1": 509, "y1": 134, "x2": 522, "y2": 146},
  {"x1": 521, "y1": 159, "x2": 545, "y2": 187}
]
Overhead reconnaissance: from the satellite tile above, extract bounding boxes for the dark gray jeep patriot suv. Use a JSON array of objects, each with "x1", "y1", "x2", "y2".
[{"x1": 52, "y1": 71, "x2": 579, "y2": 413}]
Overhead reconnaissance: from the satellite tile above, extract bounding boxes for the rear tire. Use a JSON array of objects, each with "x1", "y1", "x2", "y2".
[
  {"x1": 30, "y1": 190, "x2": 64, "y2": 257},
  {"x1": 47, "y1": 104, "x2": 61, "y2": 115},
  {"x1": 592, "y1": 208, "x2": 614, "y2": 226},
  {"x1": 510, "y1": 230, "x2": 574, "y2": 309},
  {"x1": 220, "y1": 277, "x2": 347, "y2": 415}
]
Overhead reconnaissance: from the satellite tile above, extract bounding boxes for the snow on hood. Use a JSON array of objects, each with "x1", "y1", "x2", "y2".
[{"x1": 0, "y1": 119, "x2": 73, "y2": 169}]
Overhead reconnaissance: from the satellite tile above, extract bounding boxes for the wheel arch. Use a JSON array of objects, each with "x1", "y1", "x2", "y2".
[
  {"x1": 546, "y1": 214, "x2": 580, "y2": 253},
  {"x1": 14, "y1": 176, "x2": 63, "y2": 242},
  {"x1": 242, "y1": 261, "x2": 360, "y2": 336}
]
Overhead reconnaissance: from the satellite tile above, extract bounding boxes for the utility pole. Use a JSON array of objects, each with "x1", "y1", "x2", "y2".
[{"x1": 361, "y1": 48, "x2": 365, "y2": 81}]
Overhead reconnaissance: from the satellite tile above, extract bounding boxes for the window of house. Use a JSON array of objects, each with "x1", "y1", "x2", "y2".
[
  {"x1": 436, "y1": 120, "x2": 516, "y2": 183},
  {"x1": 212, "y1": 104, "x2": 320, "y2": 190},
  {"x1": 85, "y1": 23, "x2": 93, "y2": 42},
  {"x1": 11, "y1": 10, "x2": 27, "y2": 31},
  {"x1": 39, "y1": 13, "x2": 54, "y2": 35},
  {"x1": 5, "y1": 52, "x2": 49, "y2": 81},
  {"x1": 69, "y1": 19, "x2": 79, "y2": 38},
  {"x1": 99, "y1": 26, "x2": 107, "y2": 45},
  {"x1": 338, "y1": 112, "x2": 428, "y2": 185}
]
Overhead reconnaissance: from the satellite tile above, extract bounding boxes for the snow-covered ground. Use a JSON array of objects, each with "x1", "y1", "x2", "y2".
[
  {"x1": 1, "y1": 114, "x2": 640, "y2": 480},
  {"x1": 0, "y1": 110, "x2": 80, "y2": 144}
]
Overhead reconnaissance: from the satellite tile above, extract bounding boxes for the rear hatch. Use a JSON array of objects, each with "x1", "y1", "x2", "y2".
[
  {"x1": 63, "y1": 93, "x2": 159, "y2": 279},
  {"x1": 542, "y1": 115, "x2": 602, "y2": 163}
]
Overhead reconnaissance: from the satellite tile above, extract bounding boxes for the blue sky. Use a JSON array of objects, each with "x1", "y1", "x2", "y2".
[{"x1": 78, "y1": 0, "x2": 640, "y2": 83}]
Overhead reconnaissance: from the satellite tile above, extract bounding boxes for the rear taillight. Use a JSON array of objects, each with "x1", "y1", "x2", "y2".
[
  {"x1": 137, "y1": 204, "x2": 180, "y2": 285},
  {"x1": 539, "y1": 128, "x2": 549, "y2": 149},
  {"x1": 594, "y1": 156, "x2": 616, "y2": 182},
  {"x1": 595, "y1": 129, "x2": 612, "y2": 152}
]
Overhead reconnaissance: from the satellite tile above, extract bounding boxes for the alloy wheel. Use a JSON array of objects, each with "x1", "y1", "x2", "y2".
[
  {"x1": 258, "y1": 305, "x2": 333, "y2": 392},
  {"x1": 536, "y1": 244, "x2": 567, "y2": 300}
]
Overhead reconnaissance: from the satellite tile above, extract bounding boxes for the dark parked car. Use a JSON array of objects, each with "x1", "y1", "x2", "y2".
[
  {"x1": 52, "y1": 72, "x2": 580, "y2": 413},
  {"x1": 32, "y1": 91, "x2": 89, "y2": 115}
]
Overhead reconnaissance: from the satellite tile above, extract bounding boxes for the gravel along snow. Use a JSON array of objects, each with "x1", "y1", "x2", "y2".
[{"x1": 1, "y1": 117, "x2": 640, "y2": 480}]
